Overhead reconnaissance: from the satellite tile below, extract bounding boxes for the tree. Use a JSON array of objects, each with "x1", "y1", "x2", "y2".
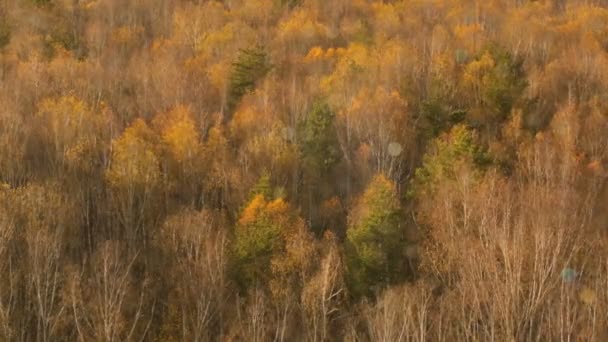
[
  {"x1": 172, "y1": 1, "x2": 227, "y2": 54},
  {"x1": 232, "y1": 194, "x2": 288, "y2": 289},
  {"x1": 277, "y1": 8, "x2": 330, "y2": 55},
  {"x1": 346, "y1": 174, "x2": 405, "y2": 297},
  {"x1": 237, "y1": 123, "x2": 300, "y2": 196},
  {"x1": 233, "y1": 183, "x2": 317, "y2": 301},
  {"x1": 14, "y1": 183, "x2": 77, "y2": 341},
  {"x1": 269, "y1": 216, "x2": 317, "y2": 303},
  {"x1": 248, "y1": 172, "x2": 273, "y2": 201},
  {"x1": 232, "y1": 182, "x2": 318, "y2": 340},
  {"x1": 299, "y1": 100, "x2": 341, "y2": 230},
  {"x1": 156, "y1": 209, "x2": 228, "y2": 341},
  {"x1": 462, "y1": 49, "x2": 526, "y2": 126},
  {"x1": 363, "y1": 282, "x2": 433, "y2": 342},
  {"x1": 299, "y1": 101, "x2": 341, "y2": 179},
  {"x1": 153, "y1": 105, "x2": 203, "y2": 205},
  {"x1": 69, "y1": 241, "x2": 152, "y2": 342},
  {"x1": 344, "y1": 86, "x2": 414, "y2": 183},
  {"x1": 201, "y1": 123, "x2": 240, "y2": 210},
  {"x1": 106, "y1": 119, "x2": 161, "y2": 191},
  {"x1": 301, "y1": 231, "x2": 346, "y2": 341},
  {"x1": 105, "y1": 119, "x2": 162, "y2": 250},
  {"x1": 227, "y1": 46, "x2": 271, "y2": 115},
  {"x1": 35, "y1": 96, "x2": 104, "y2": 175},
  {"x1": 411, "y1": 124, "x2": 489, "y2": 198}
]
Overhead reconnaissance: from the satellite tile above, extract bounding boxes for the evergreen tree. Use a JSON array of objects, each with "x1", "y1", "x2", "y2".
[
  {"x1": 410, "y1": 124, "x2": 490, "y2": 198},
  {"x1": 299, "y1": 101, "x2": 341, "y2": 179},
  {"x1": 463, "y1": 48, "x2": 527, "y2": 125},
  {"x1": 248, "y1": 172, "x2": 272, "y2": 200},
  {"x1": 299, "y1": 101, "x2": 341, "y2": 232},
  {"x1": 227, "y1": 46, "x2": 271, "y2": 115},
  {"x1": 346, "y1": 174, "x2": 404, "y2": 297},
  {"x1": 232, "y1": 194, "x2": 287, "y2": 288}
]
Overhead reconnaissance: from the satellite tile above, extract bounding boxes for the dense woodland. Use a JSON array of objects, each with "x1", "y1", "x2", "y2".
[{"x1": 0, "y1": 0, "x2": 607, "y2": 340}]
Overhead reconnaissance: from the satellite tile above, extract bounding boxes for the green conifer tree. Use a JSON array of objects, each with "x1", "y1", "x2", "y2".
[
  {"x1": 346, "y1": 174, "x2": 404, "y2": 297},
  {"x1": 227, "y1": 46, "x2": 272, "y2": 115}
]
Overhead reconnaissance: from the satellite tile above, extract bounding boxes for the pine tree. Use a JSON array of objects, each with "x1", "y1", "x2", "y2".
[
  {"x1": 227, "y1": 46, "x2": 271, "y2": 115},
  {"x1": 299, "y1": 101, "x2": 342, "y2": 232},
  {"x1": 248, "y1": 172, "x2": 272, "y2": 200},
  {"x1": 411, "y1": 124, "x2": 490, "y2": 198},
  {"x1": 346, "y1": 174, "x2": 404, "y2": 297},
  {"x1": 232, "y1": 194, "x2": 287, "y2": 289},
  {"x1": 299, "y1": 101, "x2": 341, "y2": 179}
]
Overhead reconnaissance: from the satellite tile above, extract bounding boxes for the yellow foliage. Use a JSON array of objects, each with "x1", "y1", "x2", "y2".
[
  {"x1": 270, "y1": 218, "x2": 316, "y2": 300},
  {"x1": 304, "y1": 46, "x2": 345, "y2": 63},
  {"x1": 238, "y1": 0, "x2": 275, "y2": 24},
  {"x1": 37, "y1": 96, "x2": 103, "y2": 164},
  {"x1": 65, "y1": 138, "x2": 99, "y2": 175},
  {"x1": 371, "y1": 2, "x2": 401, "y2": 37},
  {"x1": 430, "y1": 52, "x2": 456, "y2": 79},
  {"x1": 154, "y1": 105, "x2": 201, "y2": 163},
  {"x1": 173, "y1": 1, "x2": 226, "y2": 51},
  {"x1": 162, "y1": 119, "x2": 199, "y2": 163},
  {"x1": 230, "y1": 104, "x2": 263, "y2": 138},
  {"x1": 454, "y1": 23, "x2": 485, "y2": 53},
  {"x1": 106, "y1": 119, "x2": 160, "y2": 189},
  {"x1": 279, "y1": 9, "x2": 329, "y2": 44},
  {"x1": 320, "y1": 43, "x2": 370, "y2": 99},
  {"x1": 463, "y1": 51, "x2": 495, "y2": 91},
  {"x1": 339, "y1": 17, "x2": 365, "y2": 39},
  {"x1": 111, "y1": 25, "x2": 144, "y2": 45},
  {"x1": 200, "y1": 23, "x2": 237, "y2": 56},
  {"x1": 241, "y1": 124, "x2": 299, "y2": 180},
  {"x1": 266, "y1": 198, "x2": 289, "y2": 217},
  {"x1": 207, "y1": 61, "x2": 231, "y2": 93},
  {"x1": 320, "y1": 39, "x2": 413, "y2": 106},
  {"x1": 203, "y1": 124, "x2": 238, "y2": 191},
  {"x1": 238, "y1": 195, "x2": 290, "y2": 228},
  {"x1": 304, "y1": 46, "x2": 324, "y2": 62},
  {"x1": 38, "y1": 95, "x2": 89, "y2": 131},
  {"x1": 239, "y1": 194, "x2": 267, "y2": 226}
]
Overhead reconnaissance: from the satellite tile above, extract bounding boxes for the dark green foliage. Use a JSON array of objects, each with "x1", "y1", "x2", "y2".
[
  {"x1": 410, "y1": 124, "x2": 490, "y2": 198},
  {"x1": 420, "y1": 98, "x2": 446, "y2": 138},
  {"x1": 279, "y1": 0, "x2": 301, "y2": 9},
  {"x1": 232, "y1": 194, "x2": 288, "y2": 289},
  {"x1": 0, "y1": 16, "x2": 10, "y2": 50},
  {"x1": 449, "y1": 109, "x2": 467, "y2": 125},
  {"x1": 299, "y1": 101, "x2": 341, "y2": 178},
  {"x1": 298, "y1": 101, "x2": 342, "y2": 233},
  {"x1": 419, "y1": 98, "x2": 467, "y2": 138},
  {"x1": 249, "y1": 172, "x2": 272, "y2": 200},
  {"x1": 346, "y1": 175, "x2": 405, "y2": 298},
  {"x1": 227, "y1": 46, "x2": 272, "y2": 114},
  {"x1": 477, "y1": 48, "x2": 527, "y2": 122},
  {"x1": 487, "y1": 52, "x2": 526, "y2": 119}
]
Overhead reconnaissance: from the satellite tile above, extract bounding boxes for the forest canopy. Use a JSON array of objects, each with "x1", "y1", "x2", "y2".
[{"x1": 0, "y1": 0, "x2": 607, "y2": 340}]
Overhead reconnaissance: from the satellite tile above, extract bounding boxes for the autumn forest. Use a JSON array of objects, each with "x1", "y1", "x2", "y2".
[{"x1": 0, "y1": 0, "x2": 608, "y2": 340}]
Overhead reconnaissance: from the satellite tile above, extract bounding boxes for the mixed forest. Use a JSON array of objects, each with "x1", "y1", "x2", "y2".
[{"x1": 0, "y1": 0, "x2": 608, "y2": 340}]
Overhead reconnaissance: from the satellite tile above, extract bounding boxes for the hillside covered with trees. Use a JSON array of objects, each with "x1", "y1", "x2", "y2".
[{"x1": 0, "y1": 0, "x2": 608, "y2": 340}]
